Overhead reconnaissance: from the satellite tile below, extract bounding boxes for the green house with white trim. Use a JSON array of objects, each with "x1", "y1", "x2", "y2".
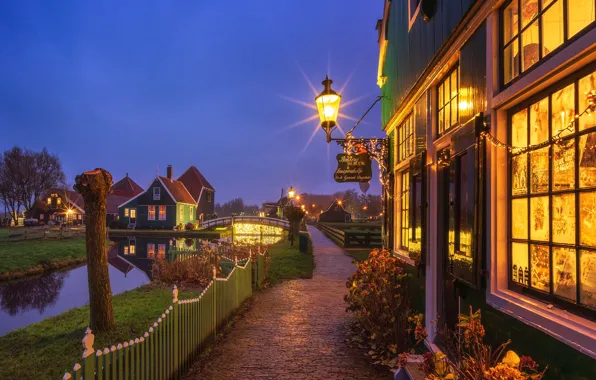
[{"x1": 118, "y1": 165, "x2": 197, "y2": 229}]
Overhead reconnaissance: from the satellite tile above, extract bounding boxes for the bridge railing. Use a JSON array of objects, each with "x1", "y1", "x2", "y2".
[{"x1": 200, "y1": 216, "x2": 289, "y2": 230}]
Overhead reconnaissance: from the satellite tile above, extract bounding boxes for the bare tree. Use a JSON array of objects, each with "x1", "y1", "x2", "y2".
[{"x1": 75, "y1": 168, "x2": 115, "y2": 332}]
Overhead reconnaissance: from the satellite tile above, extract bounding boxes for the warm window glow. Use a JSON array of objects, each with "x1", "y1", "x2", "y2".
[
  {"x1": 158, "y1": 244, "x2": 166, "y2": 259},
  {"x1": 47, "y1": 197, "x2": 51, "y2": 204},
  {"x1": 159, "y1": 206, "x2": 166, "y2": 220},
  {"x1": 148, "y1": 206, "x2": 155, "y2": 220},
  {"x1": 147, "y1": 243, "x2": 155, "y2": 259},
  {"x1": 124, "y1": 246, "x2": 129, "y2": 255},
  {"x1": 129, "y1": 243, "x2": 136, "y2": 255},
  {"x1": 509, "y1": 68, "x2": 596, "y2": 308},
  {"x1": 57, "y1": 198, "x2": 61, "y2": 205},
  {"x1": 400, "y1": 171, "x2": 410, "y2": 250},
  {"x1": 179, "y1": 205, "x2": 184, "y2": 219},
  {"x1": 502, "y1": 0, "x2": 594, "y2": 84},
  {"x1": 124, "y1": 208, "x2": 129, "y2": 217},
  {"x1": 437, "y1": 66, "x2": 459, "y2": 135},
  {"x1": 398, "y1": 114, "x2": 415, "y2": 162}
]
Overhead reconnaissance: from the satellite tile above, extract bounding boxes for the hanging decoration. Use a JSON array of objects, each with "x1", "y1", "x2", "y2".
[{"x1": 482, "y1": 90, "x2": 596, "y2": 154}]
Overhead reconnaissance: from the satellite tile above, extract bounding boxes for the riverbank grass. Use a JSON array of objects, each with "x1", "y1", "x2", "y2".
[
  {"x1": 0, "y1": 285, "x2": 203, "y2": 379},
  {"x1": 0, "y1": 237, "x2": 88, "y2": 275},
  {"x1": 267, "y1": 238, "x2": 314, "y2": 285}
]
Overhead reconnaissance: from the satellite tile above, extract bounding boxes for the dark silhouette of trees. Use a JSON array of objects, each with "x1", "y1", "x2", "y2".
[{"x1": 0, "y1": 272, "x2": 67, "y2": 315}]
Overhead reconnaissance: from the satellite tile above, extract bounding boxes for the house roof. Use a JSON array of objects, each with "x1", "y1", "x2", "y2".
[
  {"x1": 107, "y1": 194, "x2": 133, "y2": 215},
  {"x1": 111, "y1": 174, "x2": 144, "y2": 197},
  {"x1": 178, "y1": 166, "x2": 214, "y2": 202},
  {"x1": 322, "y1": 200, "x2": 349, "y2": 214},
  {"x1": 158, "y1": 176, "x2": 196, "y2": 204},
  {"x1": 44, "y1": 188, "x2": 85, "y2": 212}
]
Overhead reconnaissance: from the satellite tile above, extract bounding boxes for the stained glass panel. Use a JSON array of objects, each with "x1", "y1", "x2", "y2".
[
  {"x1": 579, "y1": 132, "x2": 596, "y2": 187},
  {"x1": 580, "y1": 250, "x2": 596, "y2": 308},
  {"x1": 553, "y1": 247, "x2": 577, "y2": 300},
  {"x1": 512, "y1": 242, "x2": 529, "y2": 285},
  {"x1": 552, "y1": 193, "x2": 575, "y2": 244},
  {"x1": 512, "y1": 108, "x2": 528, "y2": 147},
  {"x1": 531, "y1": 244, "x2": 551, "y2": 291},
  {"x1": 579, "y1": 70, "x2": 596, "y2": 131},
  {"x1": 530, "y1": 196, "x2": 549, "y2": 241},
  {"x1": 530, "y1": 147, "x2": 549, "y2": 193},
  {"x1": 530, "y1": 97, "x2": 549, "y2": 145},
  {"x1": 580, "y1": 192, "x2": 596, "y2": 246},
  {"x1": 553, "y1": 143, "x2": 575, "y2": 191},
  {"x1": 552, "y1": 83, "x2": 575, "y2": 137},
  {"x1": 512, "y1": 198, "x2": 529, "y2": 239},
  {"x1": 512, "y1": 155, "x2": 528, "y2": 195}
]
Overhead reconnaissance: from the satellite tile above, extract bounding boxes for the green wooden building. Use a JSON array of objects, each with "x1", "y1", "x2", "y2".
[{"x1": 118, "y1": 166, "x2": 197, "y2": 229}]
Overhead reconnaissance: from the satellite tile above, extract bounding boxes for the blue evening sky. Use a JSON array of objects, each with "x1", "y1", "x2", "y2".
[{"x1": 0, "y1": 1, "x2": 383, "y2": 205}]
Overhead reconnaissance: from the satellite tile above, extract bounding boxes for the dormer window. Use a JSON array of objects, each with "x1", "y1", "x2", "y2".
[{"x1": 153, "y1": 187, "x2": 160, "y2": 200}]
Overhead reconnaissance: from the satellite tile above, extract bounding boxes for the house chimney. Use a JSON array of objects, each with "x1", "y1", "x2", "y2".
[{"x1": 167, "y1": 165, "x2": 173, "y2": 180}]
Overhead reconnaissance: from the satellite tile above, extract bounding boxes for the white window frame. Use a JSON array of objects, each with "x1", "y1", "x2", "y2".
[{"x1": 153, "y1": 187, "x2": 161, "y2": 200}]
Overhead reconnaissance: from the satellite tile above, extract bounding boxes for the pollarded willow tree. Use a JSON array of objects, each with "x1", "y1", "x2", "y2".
[
  {"x1": 285, "y1": 205, "x2": 306, "y2": 246},
  {"x1": 74, "y1": 168, "x2": 115, "y2": 332}
]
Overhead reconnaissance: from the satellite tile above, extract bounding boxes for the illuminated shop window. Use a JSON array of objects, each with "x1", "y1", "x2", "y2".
[
  {"x1": 398, "y1": 114, "x2": 415, "y2": 162},
  {"x1": 509, "y1": 67, "x2": 596, "y2": 311},
  {"x1": 502, "y1": 0, "x2": 595, "y2": 85},
  {"x1": 437, "y1": 66, "x2": 459, "y2": 135},
  {"x1": 400, "y1": 171, "x2": 410, "y2": 250}
]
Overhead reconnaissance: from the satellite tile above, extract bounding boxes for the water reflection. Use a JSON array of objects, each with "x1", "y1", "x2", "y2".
[{"x1": 0, "y1": 271, "x2": 67, "y2": 315}]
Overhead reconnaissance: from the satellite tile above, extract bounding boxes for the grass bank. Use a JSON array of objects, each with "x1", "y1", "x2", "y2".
[
  {"x1": 0, "y1": 237, "x2": 90, "y2": 281},
  {"x1": 0, "y1": 285, "x2": 203, "y2": 379},
  {"x1": 267, "y1": 237, "x2": 314, "y2": 286}
]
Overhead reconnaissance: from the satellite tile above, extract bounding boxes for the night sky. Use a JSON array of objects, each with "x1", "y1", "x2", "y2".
[{"x1": 0, "y1": 1, "x2": 383, "y2": 205}]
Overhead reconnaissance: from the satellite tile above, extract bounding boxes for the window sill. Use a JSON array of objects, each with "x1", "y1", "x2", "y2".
[
  {"x1": 486, "y1": 289, "x2": 596, "y2": 358},
  {"x1": 393, "y1": 249, "x2": 416, "y2": 266}
]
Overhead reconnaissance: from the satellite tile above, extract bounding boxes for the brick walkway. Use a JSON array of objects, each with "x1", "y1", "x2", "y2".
[{"x1": 189, "y1": 226, "x2": 392, "y2": 380}]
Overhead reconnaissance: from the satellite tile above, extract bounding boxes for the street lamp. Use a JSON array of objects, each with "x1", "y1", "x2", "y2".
[
  {"x1": 288, "y1": 186, "x2": 296, "y2": 199},
  {"x1": 315, "y1": 76, "x2": 342, "y2": 143}
]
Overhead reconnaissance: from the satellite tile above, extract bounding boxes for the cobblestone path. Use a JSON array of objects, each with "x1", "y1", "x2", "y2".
[{"x1": 190, "y1": 226, "x2": 392, "y2": 380}]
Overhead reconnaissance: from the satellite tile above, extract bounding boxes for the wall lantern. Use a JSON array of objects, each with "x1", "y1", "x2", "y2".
[{"x1": 315, "y1": 76, "x2": 342, "y2": 143}]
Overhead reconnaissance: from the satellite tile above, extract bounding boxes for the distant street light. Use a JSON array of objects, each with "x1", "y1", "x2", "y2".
[{"x1": 288, "y1": 187, "x2": 296, "y2": 199}]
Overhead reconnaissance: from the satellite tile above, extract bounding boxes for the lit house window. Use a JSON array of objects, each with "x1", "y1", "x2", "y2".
[
  {"x1": 147, "y1": 243, "x2": 155, "y2": 259},
  {"x1": 398, "y1": 114, "x2": 415, "y2": 162},
  {"x1": 153, "y1": 187, "x2": 160, "y2": 200},
  {"x1": 148, "y1": 206, "x2": 155, "y2": 220},
  {"x1": 39, "y1": 214, "x2": 44, "y2": 220},
  {"x1": 401, "y1": 171, "x2": 410, "y2": 250},
  {"x1": 502, "y1": 0, "x2": 595, "y2": 85},
  {"x1": 509, "y1": 67, "x2": 596, "y2": 310},
  {"x1": 47, "y1": 197, "x2": 51, "y2": 205},
  {"x1": 124, "y1": 208, "x2": 129, "y2": 217},
  {"x1": 124, "y1": 246, "x2": 129, "y2": 255},
  {"x1": 179, "y1": 205, "x2": 184, "y2": 219},
  {"x1": 57, "y1": 198, "x2": 61, "y2": 205},
  {"x1": 437, "y1": 66, "x2": 459, "y2": 135},
  {"x1": 159, "y1": 206, "x2": 166, "y2": 220},
  {"x1": 129, "y1": 243, "x2": 136, "y2": 255},
  {"x1": 158, "y1": 244, "x2": 166, "y2": 259}
]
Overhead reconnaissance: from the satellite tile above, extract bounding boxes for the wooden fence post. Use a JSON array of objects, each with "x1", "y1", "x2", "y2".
[
  {"x1": 212, "y1": 266, "x2": 217, "y2": 338},
  {"x1": 172, "y1": 285, "x2": 179, "y2": 380},
  {"x1": 82, "y1": 328, "x2": 96, "y2": 379}
]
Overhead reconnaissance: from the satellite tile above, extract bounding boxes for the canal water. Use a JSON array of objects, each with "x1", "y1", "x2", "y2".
[{"x1": 0, "y1": 234, "x2": 282, "y2": 336}]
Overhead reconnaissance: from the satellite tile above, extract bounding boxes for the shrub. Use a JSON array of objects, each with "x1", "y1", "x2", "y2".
[
  {"x1": 152, "y1": 242, "x2": 220, "y2": 287},
  {"x1": 345, "y1": 249, "x2": 412, "y2": 362},
  {"x1": 174, "y1": 223, "x2": 184, "y2": 231},
  {"x1": 401, "y1": 308, "x2": 547, "y2": 379},
  {"x1": 185, "y1": 222, "x2": 194, "y2": 231}
]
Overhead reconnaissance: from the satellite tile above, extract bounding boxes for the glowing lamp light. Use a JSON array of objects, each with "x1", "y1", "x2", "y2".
[
  {"x1": 296, "y1": 195, "x2": 301, "y2": 201},
  {"x1": 288, "y1": 186, "x2": 296, "y2": 199},
  {"x1": 459, "y1": 100, "x2": 471, "y2": 111},
  {"x1": 67, "y1": 209, "x2": 73, "y2": 214},
  {"x1": 300, "y1": 205, "x2": 306, "y2": 210},
  {"x1": 337, "y1": 200, "x2": 343, "y2": 205},
  {"x1": 315, "y1": 76, "x2": 341, "y2": 142}
]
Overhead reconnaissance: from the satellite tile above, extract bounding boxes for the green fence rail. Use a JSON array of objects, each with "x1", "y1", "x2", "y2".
[
  {"x1": 61, "y1": 253, "x2": 263, "y2": 380},
  {"x1": 316, "y1": 223, "x2": 382, "y2": 248}
]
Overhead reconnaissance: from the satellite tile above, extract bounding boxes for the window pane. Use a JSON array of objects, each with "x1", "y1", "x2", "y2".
[
  {"x1": 578, "y1": 70, "x2": 596, "y2": 131},
  {"x1": 552, "y1": 83, "x2": 575, "y2": 137},
  {"x1": 530, "y1": 196, "x2": 549, "y2": 241},
  {"x1": 521, "y1": 20, "x2": 539, "y2": 71},
  {"x1": 521, "y1": 0, "x2": 539, "y2": 26},
  {"x1": 438, "y1": 84, "x2": 443, "y2": 107},
  {"x1": 531, "y1": 244, "x2": 551, "y2": 291},
  {"x1": 512, "y1": 242, "x2": 530, "y2": 285},
  {"x1": 445, "y1": 76, "x2": 451, "y2": 105},
  {"x1": 580, "y1": 192, "x2": 596, "y2": 246},
  {"x1": 451, "y1": 98, "x2": 458, "y2": 127},
  {"x1": 530, "y1": 97, "x2": 548, "y2": 145},
  {"x1": 504, "y1": 1, "x2": 520, "y2": 42},
  {"x1": 552, "y1": 143, "x2": 575, "y2": 191},
  {"x1": 512, "y1": 198, "x2": 529, "y2": 239},
  {"x1": 541, "y1": 0, "x2": 564, "y2": 56},
  {"x1": 445, "y1": 101, "x2": 451, "y2": 133},
  {"x1": 553, "y1": 247, "x2": 577, "y2": 300},
  {"x1": 512, "y1": 155, "x2": 528, "y2": 195},
  {"x1": 579, "y1": 132, "x2": 596, "y2": 187},
  {"x1": 438, "y1": 109, "x2": 444, "y2": 134},
  {"x1": 568, "y1": 0, "x2": 595, "y2": 38},
  {"x1": 450, "y1": 70, "x2": 458, "y2": 99},
  {"x1": 512, "y1": 108, "x2": 528, "y2": 147},
  {"x1": 504, "y1": 39, "x2": 520, "y2": 84},
  {"x1": 580, "y1": 250, "x2": 596, "y2": 307},
  {"x1": 530, "y1": 147, "x2": 549, "y2": 193},
  {"x1": 552, "y1": 193, "x2": 575, "y2": 244}
]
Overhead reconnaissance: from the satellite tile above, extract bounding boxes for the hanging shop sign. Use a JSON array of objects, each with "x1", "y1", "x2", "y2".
[{"x1": 334, "y1": 154, "x2": 372, "y2": 183}]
